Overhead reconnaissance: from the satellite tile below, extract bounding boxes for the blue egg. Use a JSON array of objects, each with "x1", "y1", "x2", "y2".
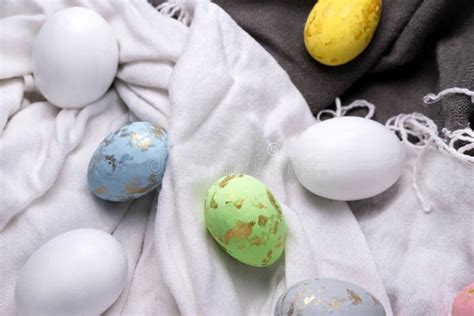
[
  {"x1": 275, "y1": 278, "x2": 386, "y2": 316},
  {"x1": 87, "y1": 122, "x2": 168, "y2": 202}
]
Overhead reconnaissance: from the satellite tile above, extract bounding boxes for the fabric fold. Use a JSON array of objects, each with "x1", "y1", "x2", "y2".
[
  {"x1": 3, "y1": 1, "x2": 470, "y2": 315},
  {"x1": 0, "y1": 0, "x2": 186, "y2": 314}
]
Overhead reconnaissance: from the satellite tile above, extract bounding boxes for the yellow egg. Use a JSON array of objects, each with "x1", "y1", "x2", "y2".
[{"x1": 304, "y1": 0, "x2": 382, "y2": 66}]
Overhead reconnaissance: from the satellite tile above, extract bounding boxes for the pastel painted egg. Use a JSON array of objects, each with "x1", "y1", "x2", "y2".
[
  {"x1": 33, "y1": 7, "x2": 118, "y2": 108},
  {"x1": 204, "y1": 174, "x2": 287, "y2": 267},
  {"x1": 452, "y1": 282, "x2": 474, "y2": 316},
  {"x1": 88, "y1": 122, "x2": 168, "y2": 202},
  {"x1": 304, "y1": 0, "x2": 382, "y2": 66},
  {"x1": 275, "y1": 278, "x2": 386, "y2": 315},
  {"x1": 15, "y1": 229, "x2": 127, "y2": 316},
  {"x1": 292, "y1": 117, "x2": 405, "y2": 201}
]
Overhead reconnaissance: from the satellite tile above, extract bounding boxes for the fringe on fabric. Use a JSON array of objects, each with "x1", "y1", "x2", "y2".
[
  {"x1": 318, "y1": 88, "x2": 474, "y2": 213},
  {"x1": 156, "y1": 2, "x2": 191, "y2": 26},
  {"x1": 315, "y1": 97, "x2": 375, "y2": 122}
]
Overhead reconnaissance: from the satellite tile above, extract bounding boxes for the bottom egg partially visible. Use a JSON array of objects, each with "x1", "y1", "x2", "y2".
[
  {"x1": 452, "y1": 282, "x2": 474, "y2": 316},
  {"x1": 15, "y1": 229, "x2": 128, "y2": 316},
  {"x1": 274, "y1": 278, "x2": 386, "y2": 316}
]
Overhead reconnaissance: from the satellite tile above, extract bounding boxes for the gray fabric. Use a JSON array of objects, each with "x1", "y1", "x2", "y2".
[{"x1": 206, "y1": 0, "x2": 474, "y2": 130}]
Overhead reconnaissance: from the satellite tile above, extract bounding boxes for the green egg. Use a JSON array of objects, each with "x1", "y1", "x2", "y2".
[{"x1": 204, "y1": 174, "x2": 287, "y2": 267}]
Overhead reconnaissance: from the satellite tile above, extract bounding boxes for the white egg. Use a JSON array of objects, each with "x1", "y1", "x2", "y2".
[
  {"x1": 32, "y1": 7, "x2": 118, "y2": 108},
  {"x1": 15, "y1": 229, "x2": 127, "y2": 316},
  {"x1": 292, "y1": 117, "x2": 405, "y2": 201}
]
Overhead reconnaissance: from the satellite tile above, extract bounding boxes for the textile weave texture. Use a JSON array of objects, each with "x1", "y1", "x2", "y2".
[{"x1": 212, "y1": 0, "x2": 474, "y2": 130}]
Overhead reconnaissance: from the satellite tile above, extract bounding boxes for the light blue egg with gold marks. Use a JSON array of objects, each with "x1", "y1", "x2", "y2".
[
  {"x1": 274, "y1": 278, "x2": 386, "y2": 316},
  {"x1": 87, "y1": 121, "x2": 168, "y2": 202}
]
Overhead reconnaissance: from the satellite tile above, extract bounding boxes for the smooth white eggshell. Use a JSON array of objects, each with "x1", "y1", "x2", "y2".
[
  {"x1": 15, "y1": 229, "x2": 128, "y2": 316},
  {"x1": 292, "y1": 117, "x2": 405, "y2": 201},
  {"x1": 32, "y1": 7, "x2": 118, "y2": 108}
]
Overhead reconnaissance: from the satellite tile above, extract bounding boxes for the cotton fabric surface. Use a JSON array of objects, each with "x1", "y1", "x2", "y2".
[
  {"x1": 352, "y1": 146, "x2": 474, "y2": 315},
  {"x1": 1, "y1": 0, "x2": 186, "y2": 314},
  {"x1": 0, "y1": 1, "x2": 472, "y2": 316}
]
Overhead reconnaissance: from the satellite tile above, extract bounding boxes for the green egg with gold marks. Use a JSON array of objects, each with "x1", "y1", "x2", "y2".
[{"x1": 204, "y1": 174, "x2": 287, "y2": 267}]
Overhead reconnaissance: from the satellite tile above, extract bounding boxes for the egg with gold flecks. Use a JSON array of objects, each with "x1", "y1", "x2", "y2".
[
  {"x1": 452, "y1": 282, "x2": 474, "y2": 316},
  {"x1": 87, "y1": 122, "x2": 168, "y2": 202},
  {"x1": 304, "y1": 0, "x2": 382, "y2": 66},
  {"x1": 275, "y1": 278, "x2": 386, "y2": 316},
  {"x1": 204, "y1": 174, "x2": 287, "y2": 267}
]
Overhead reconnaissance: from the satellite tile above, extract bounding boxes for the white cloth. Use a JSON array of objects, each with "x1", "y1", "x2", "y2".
[
  {"x1": 352, "y1": 146, "x2": 474, "y2": 315},
  {"x1": 0, "y1": 1, "x2": 471, "y2": 315},
  {"x1": 0, "y1": 1, "x2": 185, "y2": 315}
]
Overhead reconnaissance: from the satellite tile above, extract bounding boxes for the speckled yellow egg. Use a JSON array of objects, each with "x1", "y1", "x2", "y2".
[
  {"x1": 204, "y1": 174, "x2": 287, "y2": 267},
  {"x1": 304, "y1": 0, "x2": 382, "y2": 66}
]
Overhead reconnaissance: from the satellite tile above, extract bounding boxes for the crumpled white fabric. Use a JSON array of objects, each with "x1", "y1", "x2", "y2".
[
  {"x1": 0, "y1": 0, "x2": 185, "y2": 314},
  {"x1": 0, "y1": 0, "x2": 471, "y2": 315},
  {"x1": 352, "y1": 146, "x2": 474, "y2": 315}
]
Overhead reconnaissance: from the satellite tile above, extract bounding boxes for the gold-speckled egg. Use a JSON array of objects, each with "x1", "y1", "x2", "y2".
[
  {"x1": 304, "y1": 0, "x2": 382, "y2": 66},
  {"x1": 204, "y1": 174, "x2": 287, "y2": 267},
  {"x1": 275, "y1": 278, "x2": 386, "y2": 315}
]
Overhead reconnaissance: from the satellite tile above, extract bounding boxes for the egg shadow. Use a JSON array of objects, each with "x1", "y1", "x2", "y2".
[
  {"x1": 349, "y1": 177, "x2": 401, "y2": 221},
  {"x1": 208, "y1": 234, "x2": 285, "y2": 312}
]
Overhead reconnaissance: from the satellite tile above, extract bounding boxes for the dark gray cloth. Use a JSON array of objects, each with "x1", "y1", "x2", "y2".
[{"x1": 207, "y1": 0, "x2": 474, "y2": 130}]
